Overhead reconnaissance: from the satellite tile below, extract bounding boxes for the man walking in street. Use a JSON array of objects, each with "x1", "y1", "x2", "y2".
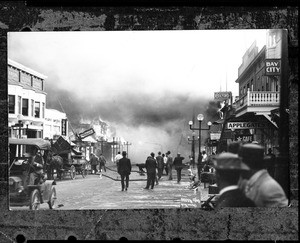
[
  {"x1": 90, "y1": 153, "x2": 99, "y2": 175},
  {"x1": 173, "y1": 153, "x2": 185, "y2": 183},
  {"x1": 117, "y1": 151, "x2": 132, "y2": 191},
  {"x1": 166, "y1": 151, "x2": 173, "y2": 180},
  {"x1": 156, "y1": 151, "x2": 164, "y2": 180},
  {"x1": 197, "y1": 153, "x2": 203, "y2": 183},
  {"x1": 115, "y1": 151, "x2": 122, "y2": 164},
  {"x1": 98, "y1": 153, "x2": 107, "y2": 178},
  {"x1": 162, "y1": 153, "x2": 168, "y2": 176},
  {"x1": 144, "y1": 152, "x2": 157, "y2": 190}
]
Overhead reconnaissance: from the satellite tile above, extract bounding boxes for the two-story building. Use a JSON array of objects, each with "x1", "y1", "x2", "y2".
[
  {"x1": 229, "y1": 38, "x2": 281, "y2": 154},
  {"x1": 8, "y1": 59, "x2": 47, "y2": 139}
]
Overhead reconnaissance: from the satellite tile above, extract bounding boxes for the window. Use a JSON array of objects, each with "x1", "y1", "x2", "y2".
[
  {"x1": 247, "y1": 83, "x2": 250, "y2": 91},
  {"x1": 243, "y1": 86, "x2": 246, "y2": 94},
  {"x1": 31, "y1": 99, "x2": 34, "y2": 117},
  {"x1": 42, "y1": 102, "x2": 45, "y2": 118},
  {"x1": 8, "y1": 95, "x2": 15, "y2": 114},
  {"x1": 262, "y1": 86, "x2": 264, "y2": 91},
  {"x1": 251, "y1": 79, "x2": 254, "y2": 91},
  {"x1": 22, "y1": 98, "x2": 29, "y2": 116},
  {"x1": 35, "y1": 101, "x2": 40, "y2": 118},
  {"x1": 18, "y1": 96, "x2": 21, "y2": 114}
]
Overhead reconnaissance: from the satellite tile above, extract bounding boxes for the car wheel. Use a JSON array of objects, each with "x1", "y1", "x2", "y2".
[{"x1": 29, "y1": 189, "x2": 41, "y2": 210}]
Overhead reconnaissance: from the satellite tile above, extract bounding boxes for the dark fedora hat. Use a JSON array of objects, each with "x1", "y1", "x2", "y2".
[
  {"x1": 227, "y1": 141, "x2": 242, "y2": 154},
  {"x1": 214, "y1": 152, "x2": 249, "y2": 171},
  {"x1": 238, "y1": 143, "x2": 264, "y2": 168}
]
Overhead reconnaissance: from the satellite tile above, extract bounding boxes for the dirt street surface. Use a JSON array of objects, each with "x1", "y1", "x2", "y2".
[{"x1": 10, "y1": 164, "x2": 210, "y2": 210}]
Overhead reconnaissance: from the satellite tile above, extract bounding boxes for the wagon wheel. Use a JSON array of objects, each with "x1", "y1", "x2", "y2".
[
  {"x1": 29, "y1": 189, "x2": 41, "y2": 210},
  {"x1": 48, "y1": 186, "x2": 57, "y2": 209},
  {"x1": 70, "y1": 165, "x2": 76, "y2": 180}
]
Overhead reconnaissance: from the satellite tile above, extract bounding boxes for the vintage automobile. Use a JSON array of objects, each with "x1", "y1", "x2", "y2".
[{"x1": 9, "y1": 138, "x2": 57, "y2": 210}]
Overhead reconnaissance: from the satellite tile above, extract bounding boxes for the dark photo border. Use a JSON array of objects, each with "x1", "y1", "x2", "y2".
[{"x1": 0, "y1": 1, "x2": 298, "y2": 241}]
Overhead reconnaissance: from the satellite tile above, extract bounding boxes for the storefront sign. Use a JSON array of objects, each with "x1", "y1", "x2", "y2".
[
  {"x1": 227, "y1": 122, "x2": 267, "y2": 130},
  {"x1": 234, "y1": 134, "x2": 253, "y2": 143},
  {"x1": 214, "y1": 92, "x2": 232, "y2": 101},
  {"x1": 61, "y1": 119, "x2": 67, "y2": 136},
  {"x1": 210, "y1": 132, "x2": 221, "y2": 140},
  {"x1": 265, "y1": 59, "x2": 281, "y2": 75},
  {"x1": 79, "y1": 128, "x2": 95, "y2": 139}
]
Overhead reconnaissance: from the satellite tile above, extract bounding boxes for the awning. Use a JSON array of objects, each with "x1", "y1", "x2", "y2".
[
  {"x1": 212, "y1": 119, "x2": 224, "y2": 125},
  {"x1": 262, "y1": 114, "x2": 278, "y2": 129},
  {"x1": 9, "y1": 138, "x2": 51, "y2": 150}
]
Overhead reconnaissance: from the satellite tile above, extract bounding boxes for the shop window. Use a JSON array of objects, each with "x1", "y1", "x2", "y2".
[
  {"x1": 35, "y1": 101, "x2": 40, "y2": 118},
  {"x1": 42, "y1": 102, "x2": 45, "y2": 118},
  {"x1": 31, "y1": 99, "x2": 34, "y2": 117},
  {"x1": 9, "y1": 95, "x2": 15, "y2": 114},
  {"x1": 18, "y1": 96, "x2": 21, "y2": 114},
  {"x1": 22, "y1": 98, "x2": 29, "y2": 116}
]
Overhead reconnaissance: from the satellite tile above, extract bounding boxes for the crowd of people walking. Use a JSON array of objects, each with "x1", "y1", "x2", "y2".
[{"x1": 91, "y1": 141, "x2": 289, "y2": 208}]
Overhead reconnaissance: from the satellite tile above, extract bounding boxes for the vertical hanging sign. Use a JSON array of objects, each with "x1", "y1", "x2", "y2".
[{"x1": 61, "y1": 119, "x2": 67, "y2": 136}]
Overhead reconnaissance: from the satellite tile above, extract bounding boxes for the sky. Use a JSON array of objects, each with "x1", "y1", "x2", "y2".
[{"x1": 8, "y1": 29, "x2": 267, "y2": 162}]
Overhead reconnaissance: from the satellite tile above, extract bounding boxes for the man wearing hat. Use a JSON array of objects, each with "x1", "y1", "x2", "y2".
[
  {"x1": 238, "y1": 144, "x2": 288, "y2": 207},
  {"x1": 90, "y1": 153, "x2": 99, "y2": 174},
  {"x1": 117, "y1": 151, "x2": 132, "y2": 191},
  {"x1": 144, "y1": 152, "x2": 158, "y2": 189},
  {"x1": 173, "y1": 152, "x2": 185, "y2": 183},
  {"x1": 214, "y1": 152, "x2": 256, "y2": 208},
  {"x1": 166, "y1": 151, "x2": 173, "y2": 180},
  {"x1": 26, "y1": 148, "x2": 45, "y2": 186}
]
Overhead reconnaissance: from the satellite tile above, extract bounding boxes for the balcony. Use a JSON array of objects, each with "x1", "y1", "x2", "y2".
[{"x1": 233, "y1": 90, "x2": 280, "y2": 117}]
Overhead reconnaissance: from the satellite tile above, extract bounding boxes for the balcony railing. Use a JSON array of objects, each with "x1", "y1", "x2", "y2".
[{"x1": 234, "y1": 90, "x2": 280, "y2": 112}]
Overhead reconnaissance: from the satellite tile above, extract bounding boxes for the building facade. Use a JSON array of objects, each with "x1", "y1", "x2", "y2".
[
  {"x1": 230, "y1": 38, "x2": 280, "y2": 154},
  {"x1": 44, "y1": 108, "x2": 68, "y2": 140},
  {"x1": 8, "y1": 59, "x2": 47, "y2": 139}
]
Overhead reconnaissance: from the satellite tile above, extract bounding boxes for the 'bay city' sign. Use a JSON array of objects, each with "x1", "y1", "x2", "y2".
[
  {"x1": 227, "y1": 122, "x2": 267, "y2": 130},
  {"x1": 265, "y1": 59, "x2": 281, "y2": 75}
]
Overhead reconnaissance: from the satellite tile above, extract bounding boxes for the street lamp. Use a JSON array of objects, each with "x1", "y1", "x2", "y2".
[
  {"x1": 189, "y1": 114, "x2": 212, "y2": 162},
  {"x1": 187, "y1": 131, "x2": 197, "y2": 168}
]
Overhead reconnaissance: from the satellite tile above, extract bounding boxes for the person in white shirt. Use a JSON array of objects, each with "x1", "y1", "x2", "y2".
[{"x1": 114, "y1": 151, "x2": 122, "y2": 164}]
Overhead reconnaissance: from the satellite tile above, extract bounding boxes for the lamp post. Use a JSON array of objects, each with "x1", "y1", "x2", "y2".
[
  {"x1": 187, "y1": 131, "x2": 197, "y2": 168},
  {"x1": 189, "y1": 114, "x2": 212, "y2": 162}
]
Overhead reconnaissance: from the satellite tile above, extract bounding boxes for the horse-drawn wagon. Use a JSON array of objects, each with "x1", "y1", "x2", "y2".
[{"x1": 49, "y1": 136, "x2": 88, "y2": 180}]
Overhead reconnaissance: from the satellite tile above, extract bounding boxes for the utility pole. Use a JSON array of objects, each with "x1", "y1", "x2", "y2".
[{"x1": 123, "y1": 141, "x2": 132, "y2": 157}]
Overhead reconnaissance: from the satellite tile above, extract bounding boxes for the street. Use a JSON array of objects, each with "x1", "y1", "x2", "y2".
[{"x1": 10, "y1": 164, "x2": 210, "y2": 210}]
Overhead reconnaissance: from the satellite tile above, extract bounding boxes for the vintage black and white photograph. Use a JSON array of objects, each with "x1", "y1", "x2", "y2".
[{"x1": 7, "y1": 29, "x2": 289, "y2": 210}]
